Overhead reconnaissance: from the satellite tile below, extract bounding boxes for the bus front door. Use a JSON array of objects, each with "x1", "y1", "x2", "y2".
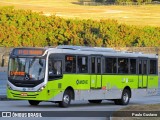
[
  {"x1": 90, "y1": 57, "x2": 102, "y2": 89},
  {"x1": 138, "y1": 59, "x2": 148, "y2": 88}
]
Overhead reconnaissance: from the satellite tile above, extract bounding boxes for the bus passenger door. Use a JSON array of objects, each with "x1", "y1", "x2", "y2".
[
  {"x1": 90, "y1": 56, "x2": 102, "y2": 89},
  {"x1": 138, "y1": 59, "x2": 148, "y2": 88}
]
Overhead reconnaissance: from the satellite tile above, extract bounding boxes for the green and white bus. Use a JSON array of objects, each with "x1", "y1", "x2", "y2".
[{"x1": 7, "y1": 45, "x2": 158, "y2": 107}]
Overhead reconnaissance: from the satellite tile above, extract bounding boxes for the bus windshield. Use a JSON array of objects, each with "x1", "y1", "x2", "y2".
[{"x1": 9, "y1": 57, "x2": 45, "y2": 81}]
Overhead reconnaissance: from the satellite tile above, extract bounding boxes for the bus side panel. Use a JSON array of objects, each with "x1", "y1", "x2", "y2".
[
  {"x1": 47, "y1": 79, "x2": 63, "y2": 101},
  {"x1": 148, "y1": 75, "x2": 159, "y2": 89},
  {"x1": 102, "y1": 75, "x2": 139, "y2": 89},
  {"x1": 142, "y1": 75, "x2": 147, "y2": 88},
  {"x1": 102, "y1": 75, "x2": 139, "y2": 99},
  {"x1": 62, "y1": 74, "x2": 90, "y2": 90},
  {"x1": 46, "y1": 75, "x2": 158, "y2": 101},
  {"x1": 47, "y1": 74, "x2": 91, "y2": 101}
]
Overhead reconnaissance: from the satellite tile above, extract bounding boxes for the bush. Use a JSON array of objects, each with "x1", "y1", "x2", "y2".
[{"x1": 0, "y1": 6, "x2": 160, "y2": 47}]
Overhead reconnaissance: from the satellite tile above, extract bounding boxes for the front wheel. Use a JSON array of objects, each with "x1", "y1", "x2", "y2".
[
  {"x1": 59, "y1": 90, "x2": 72, "y2": 108},
  {"x1": 114, "y1": 89, "x2": 130, "y2": 105},
  {"x1": 28, "y1": 100, "x2": 40, "y2": 106}
]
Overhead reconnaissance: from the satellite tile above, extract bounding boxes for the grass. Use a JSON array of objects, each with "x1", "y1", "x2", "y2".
[
  {"x1": 0, "y1": 0, "x2": 160, "y2": 26},
  {"x1": 112, "y1": 104, "x2": 160, "y2": 120}
]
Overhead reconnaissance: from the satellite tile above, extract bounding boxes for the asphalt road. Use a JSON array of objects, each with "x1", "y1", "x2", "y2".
[
  {"x1": 1, "y1": 95, "x2": 160, "y2": 111},
  {"x1": 0, "y1": 72, "x2": 7, "y2": 95},
  {"x1": 0, "y1": 95, "x2": 160, "y2": 120}
]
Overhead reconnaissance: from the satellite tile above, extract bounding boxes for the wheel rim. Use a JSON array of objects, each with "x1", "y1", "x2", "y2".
[
  {"x1": 123, "y1": 92, "x2": 129, "y2": 103},
  {"x1": 63, "y1": 94, "x2": 70, "y2": 104}
]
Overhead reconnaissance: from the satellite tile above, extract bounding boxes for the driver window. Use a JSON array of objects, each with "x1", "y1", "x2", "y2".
[{"x1": 48, "y1": 59, "x2": 62, "y2": 79}]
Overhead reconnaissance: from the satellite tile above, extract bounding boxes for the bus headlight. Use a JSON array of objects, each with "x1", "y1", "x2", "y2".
[{"x1": 38, "y1": 85, "x2": 46, "y2": 91}]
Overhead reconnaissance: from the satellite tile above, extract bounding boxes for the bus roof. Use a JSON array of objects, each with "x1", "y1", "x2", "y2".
[
  {"x1": 10, "y1": 45, "x2": 158, "y2": 59},
  {"x1": 46, "y1": 45, "x2": 158, "y2": 59}
]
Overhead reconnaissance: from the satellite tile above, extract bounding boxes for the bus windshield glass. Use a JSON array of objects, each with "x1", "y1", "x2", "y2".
[{"x1": 9, "y1": 58, "x2": 45, "y2": 81}]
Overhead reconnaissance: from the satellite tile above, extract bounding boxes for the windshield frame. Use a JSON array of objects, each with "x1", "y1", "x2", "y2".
[{"x1": 8, "y1": 56, "x2": 46, "y2": 82}]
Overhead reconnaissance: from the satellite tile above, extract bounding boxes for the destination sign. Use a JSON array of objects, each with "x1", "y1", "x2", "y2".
[
  {"x1": 12, "y1": 48, "x2": 45, "y2": 56},
  {"x1": 10, "y1": 71, "x2": 25, "y2": 76}
]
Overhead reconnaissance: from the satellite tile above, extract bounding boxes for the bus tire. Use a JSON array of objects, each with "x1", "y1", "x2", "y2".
[
  {"x1": 28, "y1": 100, "x2": 40, "y2": 106},
  {"x1": 114, "y1": 89, "x2": 130, "y2": 105},
  {"x1": 88, "y1": 100, "x2": 102, "y2": 104},
  {"x1": 59, "y1": 90, "x2": 72, "y2": 108}
]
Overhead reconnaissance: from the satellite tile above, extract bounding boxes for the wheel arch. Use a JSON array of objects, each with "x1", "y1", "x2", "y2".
[
  {"x1": 65, "y1": 86, "x2": 75, "y2": 100},
  {"x1": 123, "y1": 86, "x2": 131, "y2": 98}
]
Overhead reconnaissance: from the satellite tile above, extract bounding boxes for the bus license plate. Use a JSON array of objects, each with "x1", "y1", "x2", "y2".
[{"x1": 21, "y1": 93, "x2": 28, "y2": 96}]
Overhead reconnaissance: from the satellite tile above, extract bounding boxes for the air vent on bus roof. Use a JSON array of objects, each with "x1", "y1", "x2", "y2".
[
  {"x1": 57, "y1": 45, "x2": 115, "y2": 52},
  {"x1": 57, "y1": 45, "x2": 81, "y2": 50}
]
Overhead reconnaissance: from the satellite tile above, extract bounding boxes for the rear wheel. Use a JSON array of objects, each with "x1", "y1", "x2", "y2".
[
  {"x1": 114, "y1": 89, "x2": 130, "y2": 105},
  {"x1": 28, "y1": 100, "x2": 40, "y2": 106},
  {"x1": 88, "y1": 100, "x2": 102, "y2": 104},
  {"x1": 59, "y1": 90, "x2": 72, "y2": 108},
  {"x1": 121, "y1": 89, "x2": 130, "y2": 105}
]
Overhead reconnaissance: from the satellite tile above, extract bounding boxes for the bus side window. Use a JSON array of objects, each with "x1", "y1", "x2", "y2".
[
  {"x1": 65, "y1": 56, "x2": 76, "y2": 73},
  {"x1": 77, "y1": 56, "x2": 88, "y2": 73},
  {"x1": 118, "y1": 58, "x2": 128, "y2": 74},
  {"x1": 150, "y1": 60, "x2": 157, "y2": 74},
  {"x1": 130, "y1": 59, "x2": 136, "y2": 74},
  {"x1": 91, "y1": 57, "x2": 96, "y2": 73},
  {"x1": 48, "y1": 60, "x2": 62, "y2": 79},
  {"x1": 54, "y1": 61, "x2": 62, "y2": 75},
  {"x1": 48, "y1": 60, "x2": 53, "y2": 75},
  {"x1": 105, "y1": 58, "x2": 117, "y2": 73}
]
